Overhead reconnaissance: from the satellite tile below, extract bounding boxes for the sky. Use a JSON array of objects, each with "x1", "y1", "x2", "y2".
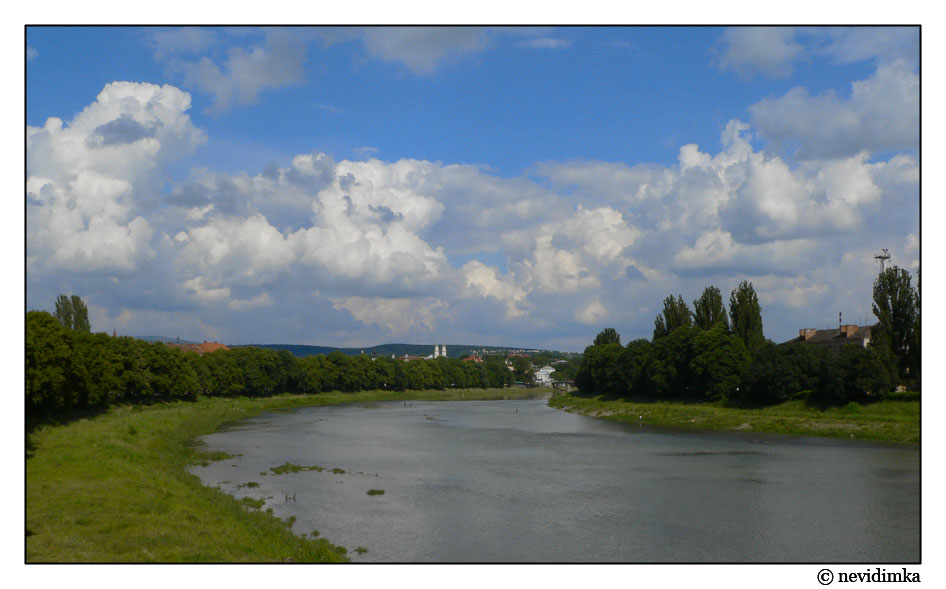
[{"x1": 24, "y1": 25, "x2": 920, "y2": 351}]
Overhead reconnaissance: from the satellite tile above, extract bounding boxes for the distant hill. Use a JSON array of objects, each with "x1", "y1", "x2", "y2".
[
  {"x1": 133, "y1": 336, "x2": 572, "y2": 358},
  {"x1": 231, "y1": 343, "x2": 563, "y2": 359}
]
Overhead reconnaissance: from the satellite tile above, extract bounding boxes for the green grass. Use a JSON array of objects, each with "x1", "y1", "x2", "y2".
[
  {"x1": 27, "y1": 387, "x2": 543, "y2": 562},
  {"x1": 549, "y1": 393, "x2": 919, "y2": 444}
]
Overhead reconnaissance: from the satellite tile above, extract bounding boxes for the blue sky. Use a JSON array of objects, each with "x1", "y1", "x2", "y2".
[{"x1": 25, "y1": 26, "x2": 919, "y2": 351}]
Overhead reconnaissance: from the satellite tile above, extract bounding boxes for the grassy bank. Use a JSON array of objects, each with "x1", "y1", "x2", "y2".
[
  {"x1": 26, "y1": 387, "x2": 548, "y2": 562},
  {"x1": 549, "y1": 393, "x2": 919, "y2": 444}
]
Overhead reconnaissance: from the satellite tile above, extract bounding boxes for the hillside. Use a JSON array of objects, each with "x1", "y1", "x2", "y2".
[{"x1": 231, "y1": 343, "x2": 562, "y2": 359}]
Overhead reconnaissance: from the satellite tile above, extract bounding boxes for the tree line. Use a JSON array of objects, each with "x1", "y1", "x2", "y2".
[
  {"x1": 26, "y1": 302, "x2": 517, "y2": 419},
  {"x1": 575, "y1": 268, "x2": 919, "y2": 406}
]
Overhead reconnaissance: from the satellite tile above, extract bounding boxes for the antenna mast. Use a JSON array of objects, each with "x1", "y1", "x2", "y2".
[{"x1": 874, "y1": 248, "x2": 891, "y2": 272}]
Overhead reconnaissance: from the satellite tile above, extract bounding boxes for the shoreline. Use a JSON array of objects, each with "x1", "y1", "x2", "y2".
[
  {"x1": 26, "y1": 387, "x2": 550, "y2": 562},
  {"x1": 548, "y1": 393, "x2": 919, "y2": 444}
]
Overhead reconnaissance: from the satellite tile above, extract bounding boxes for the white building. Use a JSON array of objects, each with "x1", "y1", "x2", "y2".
[{"x1": 535, "y1": 365, "x2": 555, "y2": 385}]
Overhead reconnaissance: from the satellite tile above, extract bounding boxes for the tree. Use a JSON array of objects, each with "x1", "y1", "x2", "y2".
[
  {"x1": 641, "y1": 325, "x2": 700, "y2": 398},
  {"x1": 54, "y1": 294, "x2": 91, "y2": 333},
  {"x1": 729, "y1": 281, "x2": 764, "y2": 355},
  {"x1": 690, "y1": 324, "x2": 750, "y2": 401},
  {"x1": 653, "y1": 295, "x2": 692, "y2": 340},
  {"x1": 693, "y1": 286, "x2": 729, "y2": 331},
  {"x1": 575, "y1": 343, "x2": 624, "y2": 395},
  {"x1": 871, "y1": 266, "x2": 918, "y2": 383},
  {"x1": 616, "y1": 339, "x2": 652, "y2": 397},
  {"x1": 594, "y1": 327, "x2": 621, "y2": 346},
  {"x1": 738, "y1": 342, "x2": 827, "y2": 406}
]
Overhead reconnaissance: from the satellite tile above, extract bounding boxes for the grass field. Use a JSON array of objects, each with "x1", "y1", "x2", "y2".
[
  {"x1": 25, "y1": 388, "x2": 550, "y2": 562},
  {"x1": 548, "y1": 393, "x2": 920, "y2": 444}
]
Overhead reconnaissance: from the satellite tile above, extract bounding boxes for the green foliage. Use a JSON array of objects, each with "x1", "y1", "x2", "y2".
[
  {"x1": 575, "y1": 343, "x2": 624, "y2": 395},
  {"x1": 615, "y1": 339, "x2": 652, "y2": 396},
  {"x1": 653, "y1": 295, "x2": 692, "y2": 340},
  {"x1": 690, "y1": 324, "x2": 750, "y2": 401},
  {"x1": 871, "y1": 266, "x2": 919, "y2": 384},
  {"x1": 54, "y1": 294, "x2": 91, "y2": 333},
  {"x1": 693, "y1": 286, "x2": 729, "y2": 331},
  {"x1": 729, "y1": 281, "x2": 765, "y2": 355},
  {"x1": 738, "y1": 342, "x2": 828, "y2": 405},
  {"x1": 593, "y1": 327, "x2": 621, "y2": 346},
  {"x1": 366, "y1": 489, "x2": 385, "y2": 495},
  {"x1": 27, "y1": 305, "x2": 523, "y2": 420},
  {"x1": 811, "y1": 344, "x2": 894, "y2": 405},
  {"x1": 642, "y1": 326, "x2": 699, "y2": 398}
]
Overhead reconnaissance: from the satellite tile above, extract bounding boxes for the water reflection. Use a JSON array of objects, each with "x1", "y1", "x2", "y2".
[{"x1": 192, "y1": 399, "x2": 919, "y2": 562}]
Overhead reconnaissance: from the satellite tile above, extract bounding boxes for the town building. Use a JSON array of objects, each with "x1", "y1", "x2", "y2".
[
  {"x1": 534, "y1": 365, "x2": 556, "y2": 385},
  {"x1": 781, "y1": 325, "x2": 871, "y2": 353}
]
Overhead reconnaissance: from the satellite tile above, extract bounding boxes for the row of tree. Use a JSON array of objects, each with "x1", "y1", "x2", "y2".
[
  {"x1": 26, "y1": 305, "x2": 519, "y2": 419},
  {"x1": 575, "y1": 269, "x2": 919, "y2": 406}
]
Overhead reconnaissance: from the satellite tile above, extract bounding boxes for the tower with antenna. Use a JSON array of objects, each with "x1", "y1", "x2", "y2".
[{"x1": 874, "y1": 248, "x2": 891, "y2": 272}]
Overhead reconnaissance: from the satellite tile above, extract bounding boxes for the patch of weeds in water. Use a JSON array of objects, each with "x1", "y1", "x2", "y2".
[
  {"x1": 311, "y1": 529, "x2": 319, "y2": 537},
  {"x1": 240, "y1": 497, "x2": 265, "y2": 509},
  {"x1": 236, "y1": 481, "x2": 259, "y2": 488},
  {"x1": 356, "y1": 546, "x2": 368, "y2": 554},
  {"x1": 331, "y1": 468, "x2": 346, "y2": 474},
  {"x1": 366, "y1": 489, "x2": 385, "y2": 496},
  {"x1": 270, "y1": 462, "x2": 324, "y2": 475},
  {"x1": 193, "y1": 449, "x2": 238, "y2": 464},
  {"x1": 285, "y1": 515, "x2": 296, "y2": 527},
  {"x1": 334, "y1": 546, "x2": 347, "y2": 556},
  {"x1": 260, "y1": 471, "x2": 267, "y2": 476}
]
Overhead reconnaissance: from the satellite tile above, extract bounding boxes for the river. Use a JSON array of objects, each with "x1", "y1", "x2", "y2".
[{"x1": 191, "y1": 398, "x2": 919, "y2": 562}]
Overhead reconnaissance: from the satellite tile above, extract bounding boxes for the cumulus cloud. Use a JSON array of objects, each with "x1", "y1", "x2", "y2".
[
  {"x1": 166, "y1": 28, "x2": 308, "y2": 113},
  {"x1": 26, "y1": 56, "x2": 917, "y2": 346},
  {"x1": 27, "y1": 82, "x2": 205, "y2": 275},
  {"x1": 330, "y1": 296, "x2": 449, "y2": 336},
  {"x1": 461, "y1": 261, "x2": 529, "y2": 319},
  {"x1": 575, "y1": 299, "x2": 608, "y2": 325},
  {"x1": 749, "y1": 59, "x2": 918, "y2": 160},
  {"x1": 713, "y1": 27, "x2": 804, "y2": 79}
]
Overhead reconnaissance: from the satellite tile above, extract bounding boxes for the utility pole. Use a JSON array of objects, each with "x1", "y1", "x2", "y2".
[{"x1": 874, "y1": 248, "x2": 891, "y2": 272}]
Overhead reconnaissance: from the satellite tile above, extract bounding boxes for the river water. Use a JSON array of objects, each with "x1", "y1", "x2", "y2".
[{"x1": 191, "y1": 398, "x2": 919, "y2": 562}]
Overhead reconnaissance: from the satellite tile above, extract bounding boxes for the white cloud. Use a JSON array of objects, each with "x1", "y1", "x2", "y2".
[
  {"x1": 171, "y1": 28, "x2": 308, "y2": 113},
  {"x1": 461, "y1": 261, "x2": 528, "y2": 319},
  {"x1": 178, "y1": 213, "x2": 294, "y2": 288},
  {"x1": 575, "y1": 299, "x2": 608, "y2": 325},
  {"x1": 27, "y1": 82, "x2": 205, "y2": 275},
  {"x1": 808, "y1": 27, "x2": 918, "y2": 67},
  {"x1": 146, "y1": 27, "x2": 218, "y2": 60},
  {"x1": 749, "y1": 59, "x2": 918, "y2": 160},
  {"x1": 228, "y1": 292, "x2": 274, "y2": 311},
  {"x1": 330, "y1": 296, "x2": 448, "y2": 336},
  {"x1": 348, "y1": 27, "x2": 492, "y2": 75},
  {"x1": 713, "y1": 27, "x2": 803, "y2": 79},
  {"x1": 520, "y1": 38, "x2": 571, "y2": 49}
]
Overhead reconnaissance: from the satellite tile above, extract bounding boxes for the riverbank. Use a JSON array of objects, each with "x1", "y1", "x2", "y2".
[
  {"x1": 548, "y1": 393, "x2": 919, "y2": 444},
  {"x1": 26, "y1": 387, "x2": 549, "y2": 562}
]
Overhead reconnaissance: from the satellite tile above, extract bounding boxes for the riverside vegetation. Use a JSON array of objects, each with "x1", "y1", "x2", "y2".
[
  {"x1": 26, "y1": 266, "x2": 919, "y2": 560},
  {"x1": 26, "y1": 388, "x2": 547, "y2": 562},
  {"x1": 566, "y1": 270, "x2": 919, "y2": 443}
]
